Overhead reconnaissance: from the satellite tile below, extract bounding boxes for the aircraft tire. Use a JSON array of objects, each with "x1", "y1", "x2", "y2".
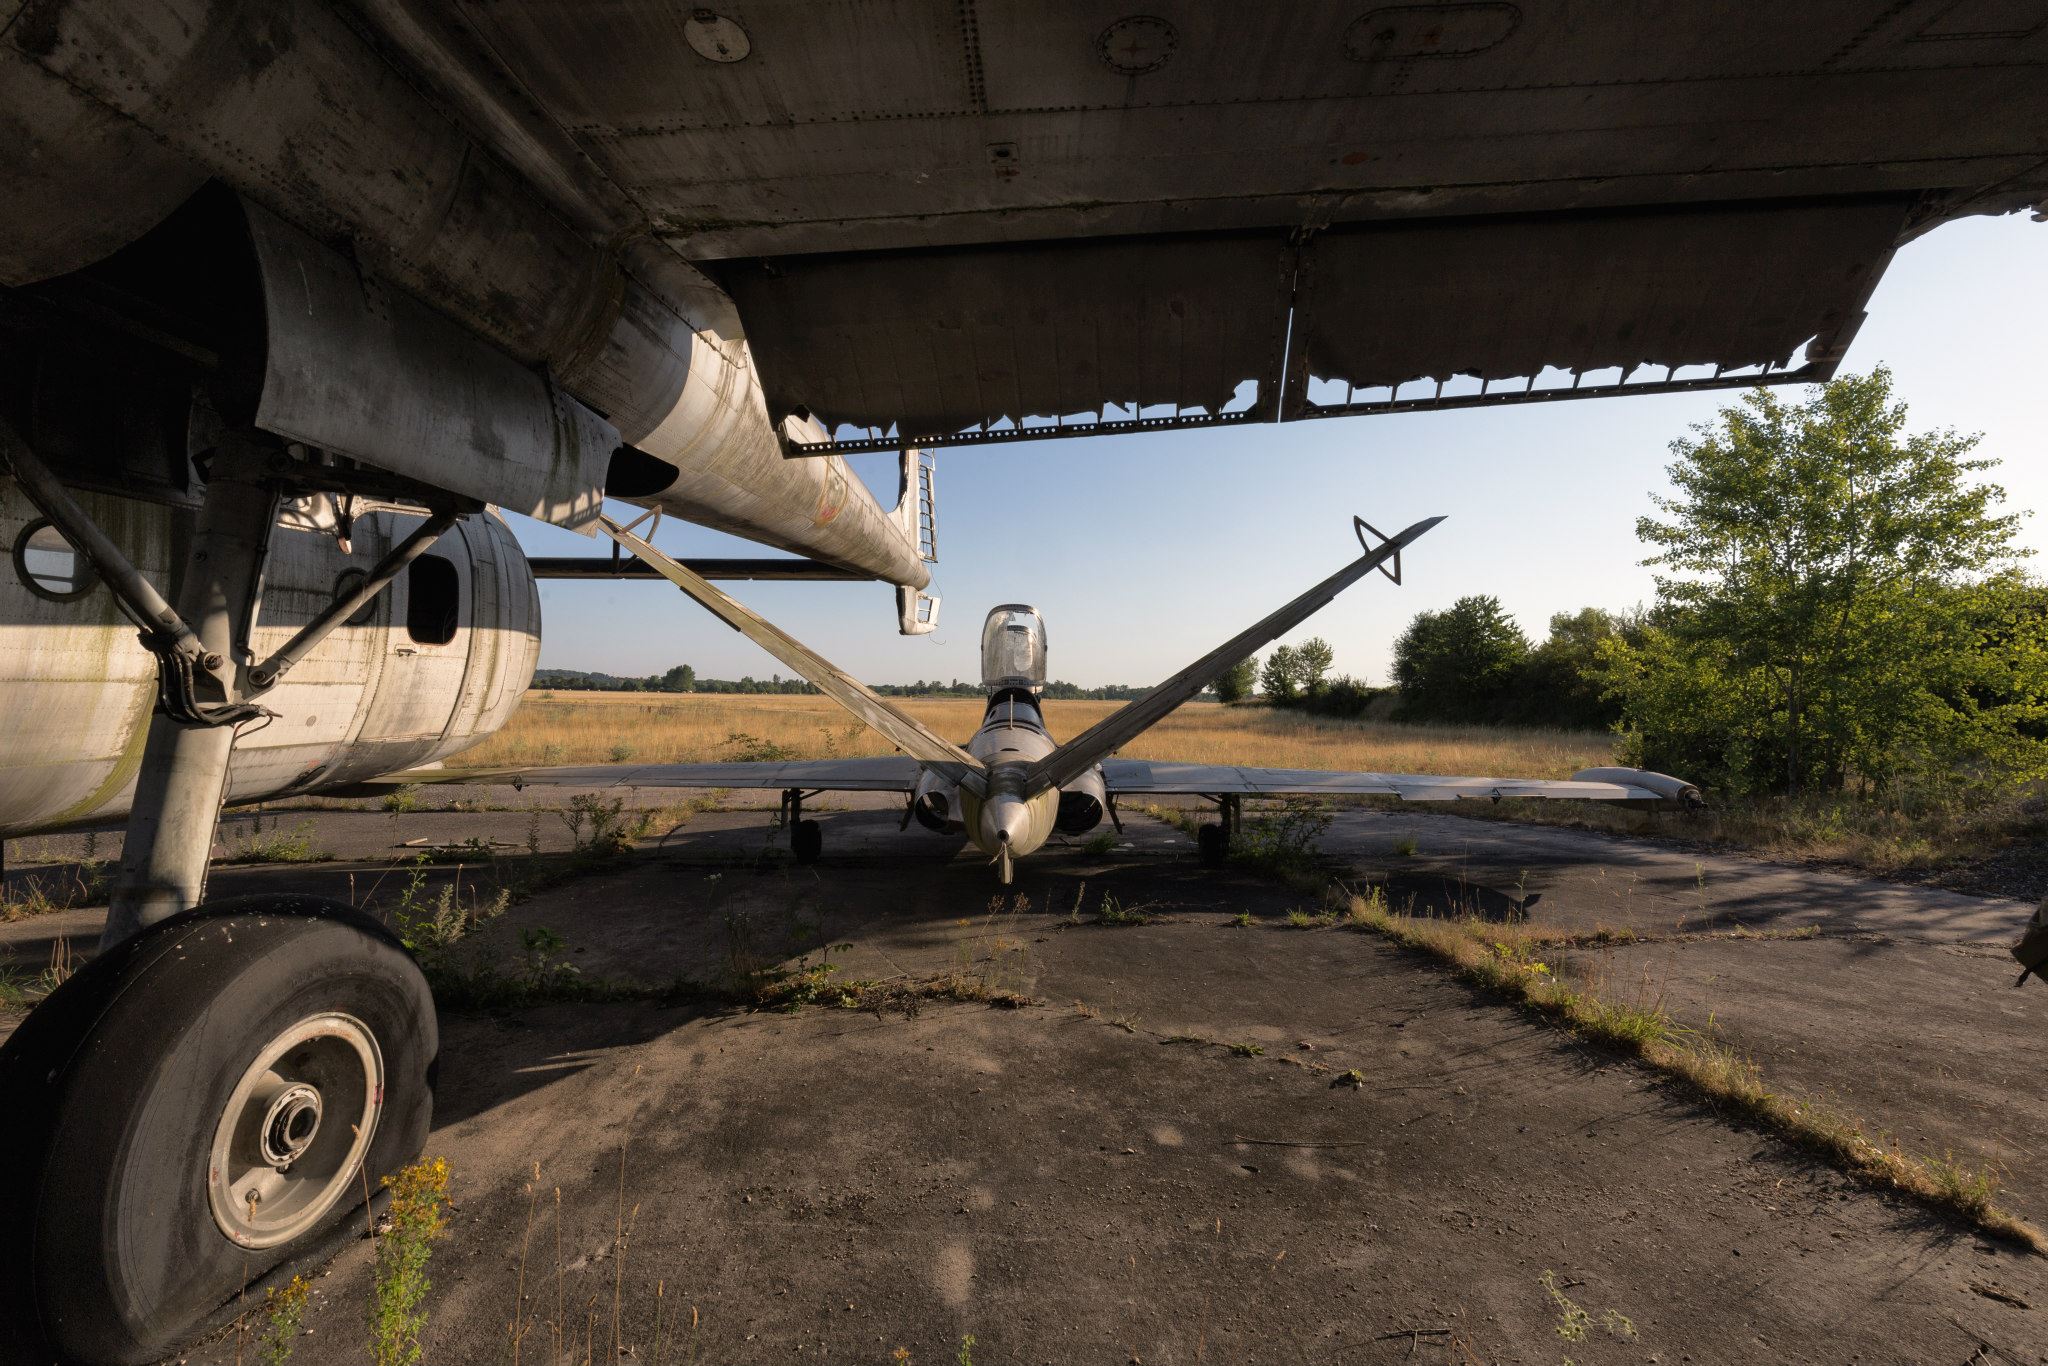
[
  {"x1": 792, "y1": 818, "x2": 823, "y2": 863},
  {"x1": 1197, "y1": 822, "x2": 1229, "y2": 865},
  {"x1": 0, "y1": 894, "x2": 437, "y2": 1366}
]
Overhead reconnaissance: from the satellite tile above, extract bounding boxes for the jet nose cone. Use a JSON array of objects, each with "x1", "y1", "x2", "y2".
[{"x1": 982, "y1": 794, "x2": 1030, "y2": 849}]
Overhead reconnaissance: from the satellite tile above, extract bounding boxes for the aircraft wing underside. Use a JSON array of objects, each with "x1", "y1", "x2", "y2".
[
  {"x1": 383, "y1": 758, "x2": 1695, "y2": 810},
  {"x1": 6, "y1": 3, "x2": 2044, "y2": 463},
  {"x1": 1100, "y1": 761, "x2": 1698, "y2": 809},
  {"x1": 387, "y1": 758, "x2": 926, "y2": 793}
]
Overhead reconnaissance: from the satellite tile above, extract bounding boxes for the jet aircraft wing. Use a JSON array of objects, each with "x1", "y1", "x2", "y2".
[
  {"x1": 1100, "y1": 761, "x2": 1701, "y2": 810},
  {"x1": 1022, "y1": 516, "x2": 1442, "y2": 796}
]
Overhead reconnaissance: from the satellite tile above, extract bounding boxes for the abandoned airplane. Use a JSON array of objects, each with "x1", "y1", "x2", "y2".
[
  {"x1": 2, "y1": 2, "x2": 2045, "y2": 1361},
  {"x1": 419, "y1": 514, "x2": 1700, "y2": 884}
]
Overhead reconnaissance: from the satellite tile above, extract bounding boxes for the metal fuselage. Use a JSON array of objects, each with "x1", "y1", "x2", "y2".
[
  {"x1": 0, "y1": 485, "x2": 539, "y2": 838},
  {"x1": 911, "y1": 605, "x2": 1109, "y2": 861},
  {"x1": 955, "y1": 692, "x2": 1064, "y2": 860}
]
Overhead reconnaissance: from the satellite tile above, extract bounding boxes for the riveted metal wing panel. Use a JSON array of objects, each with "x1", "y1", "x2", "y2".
[
  {"x1": 1289, "y1": 197, "x2": 1913, "y2": 402},
  {"x1": 716, "y1": 233, "x2": 1289, "y2": 440}
]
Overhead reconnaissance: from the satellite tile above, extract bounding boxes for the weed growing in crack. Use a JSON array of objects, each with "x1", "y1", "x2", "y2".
[
  {"x1": 222, "y1": 820, "x2": 330, "y2": 865},
  {"x1": 1541, "y1": 1270, "x2": 1635, "y2": 1345},
  {"x1": 1, "y1": 858, "x2": 106, "y2": 921},
  {"x1": 369, "y1": 1157, "x2": 449, "y2": 1366},
  {"x1": 560, "y1": 794, "x2": 652, "y2": 867},
  {"x1": 1094, "y1": 892, "x2": 1152, "y2": 926},
  {"x1": 260, "y1": 1275, "x2": 309, "y2": 1366},
  {"x1": 0, "y1": 936, "x2": 76, "y2": 1010}
]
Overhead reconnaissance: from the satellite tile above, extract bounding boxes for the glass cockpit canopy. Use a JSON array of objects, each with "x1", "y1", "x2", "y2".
[{"x1": 980, "y1": 604, "x2": 1047, "y2": 691}]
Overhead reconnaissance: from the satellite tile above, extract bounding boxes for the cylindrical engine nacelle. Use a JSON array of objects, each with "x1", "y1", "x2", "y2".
[
  {"x1": 0, "y1": 481, "x2": 539, "y2": 837},
  {"x1": 911, "y1": 769, "x2": 962, "y2": 834},
  {"x1": 1055, "y1": 766, "x2": 1108, "y2": 835}
]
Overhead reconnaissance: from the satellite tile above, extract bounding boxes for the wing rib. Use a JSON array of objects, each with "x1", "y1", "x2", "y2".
[
  {"x1": 1022, "y1": 516, "x2": 1444, "y2": 796},
  {"x1": 598, "y1": 517, "x2": 985, "y2": 794}
]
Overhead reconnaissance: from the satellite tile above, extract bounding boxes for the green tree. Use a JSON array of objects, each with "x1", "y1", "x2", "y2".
[
  {"x1": 1392, "y1": 596, "x2": 1530, "y2": 722},
  {"x1": 1608, "y1": 367, "x2": 2035, "y2": 796},
  {"x1": 659, "y1": 664, "x2": 696, "y2": 692},
  {"x1": 1512, "y1": 607, "x2": 1628, "y2": 730},
  {"x1": 1260, "y1": 646, "x2": 1301, "y2": 703},
  {"x1": 1214, "y1": 656, "x2": 1257, "y2": 704},
  {"x1": 1295, "y1": 637, "x2": 1336, "y2": 696}
]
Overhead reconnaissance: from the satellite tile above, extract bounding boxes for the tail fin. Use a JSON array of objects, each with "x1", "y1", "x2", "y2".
[
  {"x1": 893, "y1": 448, "x2": 940, "y2": 635},
  {"x1": 1022, "y1": 515, "x2": 1444, "y2": 796}
]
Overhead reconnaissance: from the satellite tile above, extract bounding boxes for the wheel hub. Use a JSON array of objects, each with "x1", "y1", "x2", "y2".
[
  {"x1": 258, "y1": 1084, "x2": 324, "y2": 1168},
  {"x1": 208, "y1": 1012, "x2": 383, "y2": 1249}
]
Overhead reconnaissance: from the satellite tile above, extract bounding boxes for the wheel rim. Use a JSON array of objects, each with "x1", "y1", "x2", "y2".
[{"x1": 207, "y1": 1012, "x2": 384, "y2": 1249}]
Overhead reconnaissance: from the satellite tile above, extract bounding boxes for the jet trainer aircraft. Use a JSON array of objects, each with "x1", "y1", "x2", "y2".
[
  {"x1": 1, "y1": 4, "x2": 2044, "y2": 1362},
  {"x1": 436, "y1": 514, "x2": 1700, "y2": 884}
]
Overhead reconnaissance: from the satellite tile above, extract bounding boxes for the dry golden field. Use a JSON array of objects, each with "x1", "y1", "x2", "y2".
[
  {"x1": 442, "y1": 691, "x2": 2043, "y2": 887},
  {"x1": 453, "y1": 690, "x2": 1620, "y2": 777}
]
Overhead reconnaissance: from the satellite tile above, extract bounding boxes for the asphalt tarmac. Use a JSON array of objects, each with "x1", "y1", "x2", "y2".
[{"x1": 3, "y1": 796, "x2": 2042, "y2": 1364}]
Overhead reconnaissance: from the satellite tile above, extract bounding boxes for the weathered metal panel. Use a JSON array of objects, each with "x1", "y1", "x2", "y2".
[
  {"x1": 244, "y1": 201, "x2": 613, "y2": 534},
  {"x1": 0, "y1": 51, "x2": 204, "y2": 286},
  {"x1": 719, "y1": 234, "x2": 1288, "y2": 436},
  {"x1": 0, "y1": 486, "x2": 541, "y2": 836},
  {"x1": 627, "y1": 332, "x2": 933, "y2": 587},
  {"x1": 0, "y1": 0, "x2": 608, "y2": 364},
  {"x1": 1293, "y1": 197, "x2": 1914, "y2": 393},
  {"x1": 0, "y1": 482, "x2": 169, "y2": 829},
  {"x1": 445, "y1": 0, "x2": 2048, "y2": 259},
  {"x1": 724, "y1": 195, "x2": 1914, "y2": 441}
]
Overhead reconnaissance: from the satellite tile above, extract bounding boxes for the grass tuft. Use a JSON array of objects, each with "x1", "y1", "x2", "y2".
[
  {"x1": 1093, "y1": 892, "x2": 1152, "y2": 927},
  {"x1": 222, "y1": 820, "x2": 330, "y2": 865},
  {"x1": 1, "y1": 860, "x2": 107, "y2": 920}
]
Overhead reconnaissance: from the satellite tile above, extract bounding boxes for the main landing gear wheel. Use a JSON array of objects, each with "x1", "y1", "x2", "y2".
[
  {"x1": 792, "y1": 818, "x2": 823, "y2": 864},
  {"x1": 1197, "y1": 822, "x2": 1229, "y2": 865},
  {"x1": 0, "y1": 895, "x2": 437, "y2": 1366}
]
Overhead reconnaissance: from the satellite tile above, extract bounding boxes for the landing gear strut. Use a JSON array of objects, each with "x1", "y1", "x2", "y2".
[
  {"x1": 0, "y1": 430, "x2": 446, "y2": 1364},
  {"x1": 781, "y1": 788, "x2": 823, "y2": 863},
  {"x1": 1197, "y1": 794, "x2": 1241, "y2": 866}
]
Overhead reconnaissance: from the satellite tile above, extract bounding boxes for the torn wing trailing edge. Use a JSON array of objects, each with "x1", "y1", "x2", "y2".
[{"x1": 1099, "y1": 762, "x2": 1703, "y2": 810}]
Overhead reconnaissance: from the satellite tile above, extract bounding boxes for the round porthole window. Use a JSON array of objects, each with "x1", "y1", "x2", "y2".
[
  {"x1": 331, "y1": 568, "x2": 380, "y2": 626},
  {"x1": 13, "y1": 519, "x2": 97, "y2": 603}
]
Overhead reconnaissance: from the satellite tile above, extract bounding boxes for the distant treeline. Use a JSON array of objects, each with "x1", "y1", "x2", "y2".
[{"x1": 534, "y1": 667, "x2": 1158, "y2": 701}]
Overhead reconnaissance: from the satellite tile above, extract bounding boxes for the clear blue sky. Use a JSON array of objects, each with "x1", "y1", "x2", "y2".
[{"x1": 517, "y1": 212, "x2": 2046, "y2": 688}]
